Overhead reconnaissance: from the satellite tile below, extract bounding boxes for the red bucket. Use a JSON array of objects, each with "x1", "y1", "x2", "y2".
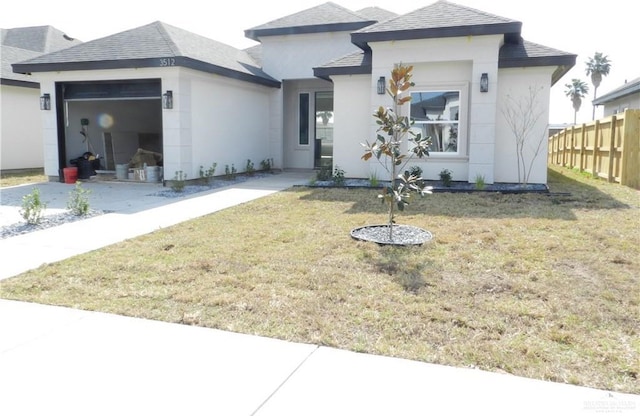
[{"x1": 63, "y1": 167, "x2": 78, "y2": 184}]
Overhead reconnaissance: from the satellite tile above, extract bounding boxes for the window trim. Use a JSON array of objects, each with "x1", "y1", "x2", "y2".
[{"x1": 409, "y1": 82, "x2": 469, "y2": 158}]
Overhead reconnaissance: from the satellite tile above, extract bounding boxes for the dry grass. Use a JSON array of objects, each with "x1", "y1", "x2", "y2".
[
  {"x1": 1, "y1": 165, "x2": 638, "y2": 393},
  {"x1": 0, "y1": 169, "x2": 47, "y2": 188}
]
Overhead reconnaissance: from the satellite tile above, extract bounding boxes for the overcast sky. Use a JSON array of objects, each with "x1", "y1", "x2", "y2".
[{"x1": 2, "y1": 0, "x2": 637, "y2": 124}]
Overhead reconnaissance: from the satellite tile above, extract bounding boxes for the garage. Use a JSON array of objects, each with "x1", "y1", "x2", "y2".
[{"x1": 58, "y1": 79, "x2": 163, "y2": 181}]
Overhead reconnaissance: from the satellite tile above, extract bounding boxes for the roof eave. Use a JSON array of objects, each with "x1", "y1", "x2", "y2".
[
  {"x1": 593, "y1": 84, "x2": 640, "y2": 105},
  {"x1": 12, "y1": 57, "x2": 281, "y2": 88},
  {"x1": 245, "y1": 21, "x2": 376, "y2": 42},
  {"x1": 351, "y1": 22, "x2": 522, "y2": 49},
  {"x1": 1, "y1": 78, "x2": 40, "y2": 88},
  {"x1": 499, "y1": 55, "x2": 577, "y2": 86},
  {"x1": 313, "y1": 64, "x2": 372, "y2": 81}
]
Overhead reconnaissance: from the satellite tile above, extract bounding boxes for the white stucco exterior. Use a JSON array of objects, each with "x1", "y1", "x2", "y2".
[
  {"x1": 0, "y1": 84, "x2": 43, "y2": 170},
  {"x1": 495, "y1": 67, "x2": 554, "y2": 184},
  {"x1": 259, "y1": 32, "x2": 360, "y2": 81},
  {"x1": 35, "y1": 66, "x2": 275, "y2": 180},
  {"x1": 600, "y1": 94, "x2": 640, "y2": 117},
  {"x1": 17, "y1": 3, "x2": 573, "y2": 185}
]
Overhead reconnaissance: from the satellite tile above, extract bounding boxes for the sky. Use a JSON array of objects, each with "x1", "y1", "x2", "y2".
[{"x1": 2, "y1": 0, "x2": 637, "y2": 125}]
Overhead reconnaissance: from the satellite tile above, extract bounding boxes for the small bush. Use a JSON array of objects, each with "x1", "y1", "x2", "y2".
[
  {"x1": 246, "y1": 159, "x2": 255, "y2": 176},
  {"x1": 20, "y1": 188, "x2": 46, "y2": 225},
  {"x1": 439, "y1": 169, "x2": 453, "y2": 187},
  {"x1": 316, "y1": 166, "x2": 332, "y2": 181},
  {"x1": 171, "y1": 171, "x2": 187, "y2": 192},
  {"x1": 369, "y1": 172, "x2": 380, "y2": 187},
  {"x1": 260, "y1": 158, "x2": 273, "y2": 173},
  {"x1": 224, "y1": 164, "x2": 237, "y2": 180},
  {"x1": 199, "y1": 163, "x2": 217, "y2": 183},
  {"x1": 67, "y1": 181, "x2": 91, "y2": 216},
  {"x1": 475, "y1": 174, "x2": 486, "y2": 190},
  {"x1": 332, "y1": 166, "x2": 346, "y2": 186}
]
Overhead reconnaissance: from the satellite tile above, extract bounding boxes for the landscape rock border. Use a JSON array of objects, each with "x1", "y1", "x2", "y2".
[{"x1": 351, "y1": 224, "x2": 433, "y2": 246}]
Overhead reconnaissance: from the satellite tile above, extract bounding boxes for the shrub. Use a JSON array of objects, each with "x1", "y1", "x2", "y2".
[
  {"x1": 246, "y1": 159, "x2": 255, "y2": 176},
  {"x1": 439, "y1": 169, "x2": 452, "y2": 187},
  {"x1": 171, "y1": 171, "x2": 187, "y2": 192},
  {"x1": 67, "y1": 181, "x2": 91, "y2": 216},
  {"x1": 20, "y1": 188, "x2": 46, "y2": 225},
  {"x1": 332, "y1": 166, "x2": 345, "y2": 186},
  {"x1": 475, "y1": 174, "x2": 486, "y2": 190}
]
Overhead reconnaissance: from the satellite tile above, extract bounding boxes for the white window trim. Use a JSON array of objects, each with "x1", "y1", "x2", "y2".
[{"x1": 408, "y1": 82, "x2": 469, "y2": 158}]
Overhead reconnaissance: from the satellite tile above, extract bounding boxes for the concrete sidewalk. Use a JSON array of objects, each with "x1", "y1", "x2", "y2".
[{"x1": 1, "y1": 172, "x2": 638, "y2": 415}]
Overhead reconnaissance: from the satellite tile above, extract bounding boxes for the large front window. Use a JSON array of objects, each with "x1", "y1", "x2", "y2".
[{"x1": 411, "y1": 91, "x2": 460, "y2": 153}]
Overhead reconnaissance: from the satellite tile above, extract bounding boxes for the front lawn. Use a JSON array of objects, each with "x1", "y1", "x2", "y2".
[{"x1": 1, "y1": 165, "x2": 638, "y2": 394}]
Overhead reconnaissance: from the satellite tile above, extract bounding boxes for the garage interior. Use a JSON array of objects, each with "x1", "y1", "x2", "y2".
[{"x1": 59, "y1": 79, "x2": 163, "y2": 181}]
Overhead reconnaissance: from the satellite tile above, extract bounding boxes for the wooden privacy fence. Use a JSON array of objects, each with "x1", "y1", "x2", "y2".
[{"x1": 548, "y1": 109, "x2": 640, "y2": 188}]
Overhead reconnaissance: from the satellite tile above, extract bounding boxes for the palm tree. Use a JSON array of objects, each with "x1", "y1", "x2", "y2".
[
  {"x1": 564, "y1": 79, "x2": 589, "y2": 125},
  {"x1": 586, "y1": 52, "x2": 612, "y2": 120}
]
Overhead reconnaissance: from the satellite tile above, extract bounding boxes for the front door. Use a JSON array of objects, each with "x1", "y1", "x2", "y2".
[{"x1": 314, "y1": 91, "x2": 333, "y2": 168}]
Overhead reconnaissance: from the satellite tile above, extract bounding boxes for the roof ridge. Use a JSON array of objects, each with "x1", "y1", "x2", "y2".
[{"x1": 153, "y1": 21, "x2": 183, "y2": 56}]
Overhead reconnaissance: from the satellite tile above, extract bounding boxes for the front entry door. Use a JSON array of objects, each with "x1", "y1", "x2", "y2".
[{"x1": 314, "y1": 91, "x2": 333, "y2": 168}]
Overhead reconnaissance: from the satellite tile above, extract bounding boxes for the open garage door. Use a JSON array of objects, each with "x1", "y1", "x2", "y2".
[{"x1": 58, "y1": 79, "x2": 163, "y2": 179}]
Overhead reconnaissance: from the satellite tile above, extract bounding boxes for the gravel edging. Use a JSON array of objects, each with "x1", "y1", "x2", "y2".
[{"x1": 351, "y1": 224, "x2": 433, "y2": 246}]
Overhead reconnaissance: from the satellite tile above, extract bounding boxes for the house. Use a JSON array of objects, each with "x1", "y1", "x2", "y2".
[
  {"x1": 11, "y1": 1, "x2": 576, "y2": 184},
  {"x1": 593, "y1": 77, "x2": 640, "y2": 117},
  {"x1": 1, "y1": 26, "x2": 81, "y2": 171}
]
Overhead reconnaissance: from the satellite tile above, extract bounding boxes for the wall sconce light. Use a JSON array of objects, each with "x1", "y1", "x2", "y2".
[
  {"x1": 377, "y1": 76, "x2": 386, "y2": 95},
  {"x1": 40, "y1": 93, "x2": 51, "y2": 110},
  {"x1": 162, "y1": 90, "x2": 173, "y2": 109},
  {"x1": 480, "y1": 73, "x2": 489, "y2": 93}
]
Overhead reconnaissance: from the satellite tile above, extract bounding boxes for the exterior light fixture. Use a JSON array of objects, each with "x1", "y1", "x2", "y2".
[
  {"x1": 480, "y1": 73, "x2": 489, "y2": 93},
  {"x1": 377, "y1": 76, "x2": 386, "y2": 95},
  {"x1": 162, "y1": 90, "x2": 173, "y2": 109},
  {"x1": 40, "y1": 93, "x2": 51, "y2": 110}
]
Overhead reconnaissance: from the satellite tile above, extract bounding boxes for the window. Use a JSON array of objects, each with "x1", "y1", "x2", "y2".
[
  {"x1": 299, "y1": 93, "x2": 310, "y2": 145},
  {"x1": 411, "y1": 91, "x2": 460, "y2": 153}
]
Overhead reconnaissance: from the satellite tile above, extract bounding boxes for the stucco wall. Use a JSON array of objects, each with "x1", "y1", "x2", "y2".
[
  {"x1": 359, "y1": 35, "x2": 502, "y2": 182},
  {"x1": 331, "y1": 74, "x2": 371, "y2": 178},
  {"x1": 34, "y1": 66, "x2": 278, "y2": 180},
  {"x1": 601, "y1": 93, "x2": 640, "y2": 117},
  {"x1": 282, "y1": 78, "x2": 333, "y2": 169},
  {"x1": 260, "y1": 31, "x2": 360, "y2": 81},
  {"x1": 186, "y1": 69, "x2": 272, "y2": 179},
  {"x1": 495, "y1": 67, "x2": 554, "y2": 184},
  {"x1": 0, "y1": 84, "x2": 43, "y2": 170}
]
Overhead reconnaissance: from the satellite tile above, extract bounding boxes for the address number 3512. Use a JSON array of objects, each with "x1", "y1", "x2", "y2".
[{"x1": 159, "y1": 58, "x2": 176, "y2": 67}]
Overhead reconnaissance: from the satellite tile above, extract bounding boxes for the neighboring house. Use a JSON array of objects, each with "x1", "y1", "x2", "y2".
[
  {"x1": 12, "y1": 1, "x2": 575, "y2": 184},
  {"x1": 593, "y1": 77, "x2": 640, "y2": 117},
  {"x1": 1, "y1": 26, "x2": 80, "y2": 170}
]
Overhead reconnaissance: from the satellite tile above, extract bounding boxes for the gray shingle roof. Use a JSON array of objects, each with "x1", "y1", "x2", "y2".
[
  {"x1": 352, "y1": 0, "x2": 521, "y2": 48},
  {"x1": 1, "y1": 25, "x2": 81, "y2": 85},
  {"x1": 12, "y1": 22, "x2": 280, "y2": 87},
  {"x1": 355, "y1": 7, "x2": 398, "y2": 22},
  {"x1": 313, "y1": 50, "x2": 371, "y2": 80},
  {"x1": 499, "y1": 39, "x2": 576, "y2": 85},
  {"x1": 245, "y1": 2, "x2": 376, "y2": 41},
  {"x1": 1, "y1": 25, "x2": 80, "y2": 53},
  {"x1": 1, "y1": 45, "x2": 41, "y2": 86},
  {"x1": 593, "y1": 77, "x2": 640, "y2": 105}
]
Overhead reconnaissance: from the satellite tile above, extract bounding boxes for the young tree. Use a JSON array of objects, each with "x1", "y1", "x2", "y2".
[
  {"x1": 501, "y1": 86, "x2": 546, "y2": 186},
  {"x1": 586, "y1": 52, "x2": 612, "y2": 120},
  {"x1": 564, "y1": 79, "x2": 589, "y2": 124},
  {"x1": 361, "y1": 64, "x2": 432, "y2": 241}
]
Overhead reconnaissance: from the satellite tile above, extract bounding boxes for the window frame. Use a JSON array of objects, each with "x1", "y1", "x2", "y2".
[{"x1": 409, "y1": 82, "x2": 469, "y2": 158}]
